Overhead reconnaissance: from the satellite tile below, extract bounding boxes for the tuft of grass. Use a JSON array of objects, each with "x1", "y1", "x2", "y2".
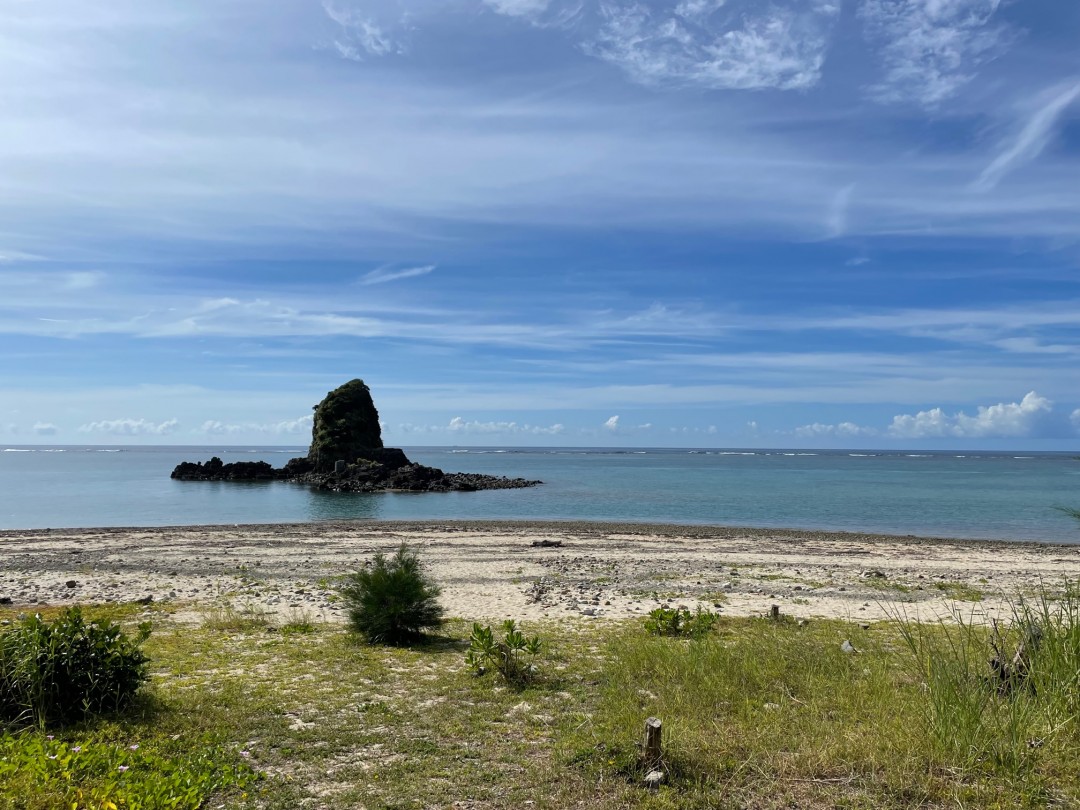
[
  {"x1": 279, "y1": 609, "x2": 317, "y2": 637},
  {"x1": 200, "y1": 602, "x2": 272, "y2": 633},
  {"x1": 933, "y1": 580, "x2": 984, "y2": 601}
]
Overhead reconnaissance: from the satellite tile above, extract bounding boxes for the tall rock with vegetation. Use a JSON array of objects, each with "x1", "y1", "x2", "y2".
[
  {"x1": 308, "y1": 379, "x2": 384, "y2": 472},
  {"x1": 171, "y1": 377, "x2": 541, "y2": 493}
]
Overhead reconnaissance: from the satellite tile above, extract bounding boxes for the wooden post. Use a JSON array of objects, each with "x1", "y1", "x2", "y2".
[
  {"x1": 643, "y1": 717, "x2": 662, "y2": 767},
  {"x1": 770, "y1": 604, "x2": 780, "y2": 621}
]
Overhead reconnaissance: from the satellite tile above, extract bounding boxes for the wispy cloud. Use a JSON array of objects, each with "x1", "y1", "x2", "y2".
[
  {"x1": 603, "y1": 414, "x2": 620, "y2": 431},
  {"x1": 588, "y1": 0, "x2": 839, "y2": 90},
  {"x1": 33, "y1": 422, "x2": 58, "y2": 436},
  {"x1": 859, "y1": 0, "x2": 1010, "y2": 106},
  {"x1": 361, "y1": 265, "x2": 437, "y2": 286},
  {"x1": 974, "y1": 80, "x2": 1080, "y2": 191},
  {"x1": 323, "y1": 1, "x2": 404, "y2": 60}
]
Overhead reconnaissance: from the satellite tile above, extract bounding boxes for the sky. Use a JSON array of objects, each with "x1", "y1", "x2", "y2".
[{"x1": 2, "y1": 0, "x2": 1079, "y2": 449}]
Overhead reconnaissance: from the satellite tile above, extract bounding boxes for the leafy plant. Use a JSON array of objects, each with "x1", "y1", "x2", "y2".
[
  {"x1": 0, "y1": 608, "x2": 151, "y2": 729},
  {"x1": 465, "y1": 620, "x2": 542, "y2": 684},
  {"x1": 0, "y1": 732, "x2": 258, "y2": 809},
  {"x1": 339, "y1": 544, "x2": 444, "y2": 644},
  {"x1": 643, "y1": 606, "x2": 719, "y2": 638}
]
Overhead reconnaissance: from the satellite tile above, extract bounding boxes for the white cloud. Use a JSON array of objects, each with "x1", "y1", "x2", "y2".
[
  {"x1": 1072, "y1": 408, "x2": 1080, "y2": 431},
  {"x1": 360, "y1": 265, "x2": 436, "y2": 286},
  {"x1": 888, "y1": 391, "x2": 1052, "y2": 438},
  {"x1": 974, "y1": 81, "x2": 1080, "y2": 191},
  {"x1": 588, "y1": 0, "x2": 839, "y2": 91},
  {"x1": 859, "y1": 0, "x2": 1009, "y2": 105},
  {"x1": 484, "y1": 0, "x2": 551, "y2": 17},
  {"x1": 199, "y1": 415, "x2": 313, "y2": 436},
  {"x1": 33, "y1": 422, "x2": 58, "y2": 436},
  {"x1": 603, "y1": 414, "x2": 620, "y2": 431},
  {"x1": 79, "y1": 418, "x2": 179, "y2": 436},
  {"x1": 794, "y1": 421, "x2": 877, "y2": 438},
  {"x1": 446, "y1": 416, "x2": 564, "y2": 434}
]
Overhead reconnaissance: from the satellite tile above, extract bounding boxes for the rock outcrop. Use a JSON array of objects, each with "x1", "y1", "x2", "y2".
[{"x1": 171, "y1": 379, "x2": 541, "y2": 493}]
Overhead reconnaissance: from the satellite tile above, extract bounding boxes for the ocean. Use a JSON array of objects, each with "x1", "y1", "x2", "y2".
[{"x1": 1, "y1": 445, "x2": 1079, "y2": 542}]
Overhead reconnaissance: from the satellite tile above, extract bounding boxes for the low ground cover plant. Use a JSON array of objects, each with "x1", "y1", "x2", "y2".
[
  {"x1": 0, "y1": 733, "x2": 258, "y2": 810},
  {"x1": 465, "y1": 620, "x2": 542, "y2": 684},
  {"x1": 0, "y1": 608, "x2": 151, "y2": 729},
  {"x1": 339, "y1": 544, "x2": 444, "y2": 644}
]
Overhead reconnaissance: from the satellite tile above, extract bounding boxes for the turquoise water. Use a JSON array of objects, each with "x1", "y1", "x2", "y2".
[{"x1": 1, "y1": 446, "x2": 1079, "y2": 542}]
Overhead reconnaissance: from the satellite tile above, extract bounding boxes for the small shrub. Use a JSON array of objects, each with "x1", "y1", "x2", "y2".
[
  {"x1": 644, "y1": 606, "x2": 719, "y2": 638},
  {"x1": 465, "y1": 620, "x2": 542, "y2": 684},
  {"x1": 0, "y1": 608, "x2": 151, "y2": 728},
  {"x1": 339, "y1": 544, "x2": 444, "y2": 644}
]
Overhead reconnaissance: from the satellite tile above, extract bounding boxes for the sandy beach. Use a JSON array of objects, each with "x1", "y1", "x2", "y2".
[{"x1": 2, "y1": 521, "x2": 1079, "y2": 626}]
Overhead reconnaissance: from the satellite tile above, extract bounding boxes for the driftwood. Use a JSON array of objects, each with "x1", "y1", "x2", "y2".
[
  {"x1": 988, "y1": 620, "x2": 1042, "y2": 696},
  {"x1": 530, "y1": 539, "x2": 563, "y2": 548}
]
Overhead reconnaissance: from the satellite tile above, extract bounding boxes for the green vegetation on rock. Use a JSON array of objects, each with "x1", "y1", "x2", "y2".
[{"x1": 308, "y1": 378, "x2": 383, "y2": 472}]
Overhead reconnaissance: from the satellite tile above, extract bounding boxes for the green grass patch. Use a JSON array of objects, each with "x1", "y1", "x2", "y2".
[{"x1": 6, "y1": 592, "x2": 1080, "y2": 809}]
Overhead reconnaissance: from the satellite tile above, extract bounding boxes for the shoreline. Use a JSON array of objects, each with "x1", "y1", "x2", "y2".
[
  {"x1": 3, "y1": 516, "x2": 1075, "y2": 548},
  {"x1": 3, "y1": 520, "x2": 1080, "y2": 626}
]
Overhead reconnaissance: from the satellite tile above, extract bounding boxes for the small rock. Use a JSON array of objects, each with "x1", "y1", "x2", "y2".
[
  {"x1": 65, "y1": 580, "x2": 77, "y2": 589},
  {"x1": 860, "y1": 623, "x2": 870, "y2": 630},
  {"x1": 841, "y1": 640, "x2": 858, "y2": 654},
  {"x1": 0, "y1": 597, "x2": 11, "y2": 605},
  {"x1": 644, "y1": 770, "x2": 665, "y2": 790}
]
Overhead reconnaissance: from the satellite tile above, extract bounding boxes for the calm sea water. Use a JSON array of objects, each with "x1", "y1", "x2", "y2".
[{"x1": 1, "y1": 445, "x2": 1079, "y2": 542}]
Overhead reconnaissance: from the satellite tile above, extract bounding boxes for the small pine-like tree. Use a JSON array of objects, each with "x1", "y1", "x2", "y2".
[{"x1": 339, "y1": 544, "x2": 444, "y2": 644}]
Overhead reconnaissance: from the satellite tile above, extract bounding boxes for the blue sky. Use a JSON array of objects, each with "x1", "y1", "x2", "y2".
[{"x1": 2, "y1": 0, "x2": 1079, "y2": 448}]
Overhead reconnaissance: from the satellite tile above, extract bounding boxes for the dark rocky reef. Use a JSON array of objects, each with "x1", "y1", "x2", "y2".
[{"x1": 171, "y1": 379, "x2": 541, "y2": 493}]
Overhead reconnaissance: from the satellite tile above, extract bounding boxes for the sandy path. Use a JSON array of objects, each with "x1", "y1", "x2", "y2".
[{"x1": 2, "y1": 521, "x2": 1079, "y2": 625}]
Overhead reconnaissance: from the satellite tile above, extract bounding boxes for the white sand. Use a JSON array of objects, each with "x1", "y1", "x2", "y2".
[{"x1": 2, "y1": 521, "x2": 1079, "y2": 626}]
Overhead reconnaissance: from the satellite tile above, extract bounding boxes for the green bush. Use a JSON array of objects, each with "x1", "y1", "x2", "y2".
[
  {"x1": 339, "y1": 544, "x2": 444, "y2": 644},
  {"x1": 465, "y1": 620, "x2": 542, "y2": 684},
  {"x1": 0, "y1": 608, "x2": 151, "y2": 729},
  {"x1": 644, "y1": 606, "x2": 719, "y2": 638}
]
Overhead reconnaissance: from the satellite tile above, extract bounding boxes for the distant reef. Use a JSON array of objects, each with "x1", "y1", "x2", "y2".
[{"x1": 171, "y1": 379, "x2": 540, "y2": 493}]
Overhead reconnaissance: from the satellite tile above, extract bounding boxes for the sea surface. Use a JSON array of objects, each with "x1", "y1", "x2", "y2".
[{"x1": 1, "y1": 446, "x2": 1079, "y2": 543}]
